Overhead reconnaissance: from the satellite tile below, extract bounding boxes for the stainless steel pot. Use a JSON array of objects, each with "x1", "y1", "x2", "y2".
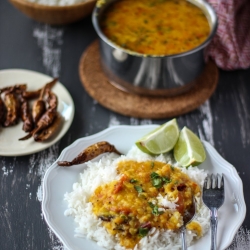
[{"x1": 92, "y1": 0, "x2": 218, "y2": 97}]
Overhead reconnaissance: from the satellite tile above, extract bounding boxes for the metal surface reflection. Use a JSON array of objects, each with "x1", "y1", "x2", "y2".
[{"x1": 93, "y1": 0, "x2": 218, "y2": 96}]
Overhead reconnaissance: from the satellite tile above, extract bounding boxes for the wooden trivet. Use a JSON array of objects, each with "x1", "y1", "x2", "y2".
[{"x1": 79, "y1": 41, "x2": 218, "y2": 119}]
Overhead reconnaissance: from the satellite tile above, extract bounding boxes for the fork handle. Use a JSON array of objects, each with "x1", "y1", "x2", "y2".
[
  {"x1": 180, "y1": 226, "x2": 187, "y2": 250},
  {"x1": 210, "y1": 208, "x2": 218, "y2": 250}
]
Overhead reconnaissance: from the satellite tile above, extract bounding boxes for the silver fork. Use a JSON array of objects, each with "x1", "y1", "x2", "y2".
[
  {"x1": 202, "y1": 174, "x2": 225, "y2": 250},
  {"x1": 180, "y1": 197, "x2": 196, "y2": 250}
]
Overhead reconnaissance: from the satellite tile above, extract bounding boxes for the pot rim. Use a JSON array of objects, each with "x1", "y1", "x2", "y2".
[{"x1": 92, "y1": 0, "x2": 218, "y2": 58}]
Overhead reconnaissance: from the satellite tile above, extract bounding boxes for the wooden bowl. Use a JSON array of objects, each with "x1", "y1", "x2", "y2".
[{"x1": 9, "y1": 0, "x2": 97, "y2": 25}]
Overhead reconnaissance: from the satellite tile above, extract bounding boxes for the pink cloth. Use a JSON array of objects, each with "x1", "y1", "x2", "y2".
[{"x1": 205, "y1": 0, "x2": 250, "y2": 70}]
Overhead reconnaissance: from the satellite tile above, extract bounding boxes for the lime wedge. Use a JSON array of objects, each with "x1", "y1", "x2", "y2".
[
  {"x1": 173, "y1": 126, "x2": 206, "y2": 167},
  {"x1": 135, "y1": 119, "x2": 179, "y2": 155}
]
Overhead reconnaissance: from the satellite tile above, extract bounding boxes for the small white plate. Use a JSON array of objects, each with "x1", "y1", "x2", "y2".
[
  {"x1": 42, "y1": 125, "x2": 246, "y2": 250},
  {"x1": 0, "y1": 69, "x2": 75, "y2": 156}
]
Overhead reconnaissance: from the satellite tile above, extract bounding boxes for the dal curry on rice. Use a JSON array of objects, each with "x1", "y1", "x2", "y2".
[
  {"x1": 100, "y1": 0, "x2": 210, "y2": 55},
  {"x1": 64, "y1": 146, "x2": 210, "y2": 249},
  {"x1": 90, "y1": 160, "x2": 202, "y2": 249}
]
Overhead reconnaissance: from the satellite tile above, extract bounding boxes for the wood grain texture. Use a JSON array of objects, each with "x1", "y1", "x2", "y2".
[{"x1": 79, "y1": 41, "x2": 219, "y2": 119}]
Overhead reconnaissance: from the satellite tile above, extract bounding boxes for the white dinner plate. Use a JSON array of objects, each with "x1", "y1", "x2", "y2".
[
  {"x1": 42, "y1": 125, "x2": 246, "y2": 250},
  {"x1": 0, "y1": 69, "x2": 74, "y2": 156}
]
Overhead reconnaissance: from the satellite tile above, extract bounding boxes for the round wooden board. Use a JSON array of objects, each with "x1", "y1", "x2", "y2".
[{"x1": 79, "y1": 41, "x2": 219, "y2": 119}]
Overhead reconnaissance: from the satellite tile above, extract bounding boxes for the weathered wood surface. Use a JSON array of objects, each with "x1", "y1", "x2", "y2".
[{"x1": 1, "y1": 1, "x2": 250, "y2": 249}]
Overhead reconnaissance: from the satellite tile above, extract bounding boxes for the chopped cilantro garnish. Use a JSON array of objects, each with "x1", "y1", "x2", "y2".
[
  {"x1": 130, "y1": 179, "x2": 138, "y2": 183},
  {"x1": 150, "y1": 172, "x2": 171, "y2": 188},
  {"x1": 148, "y1": 202, "x2": 154, "y2": 208},
  {"x1": 138, "y1": 227, "x2": 149, "y2": 237},
  {"x1": 134, "y1": 185, "x2": 143, "y2": 193},
  {"x1": 152, "y1": 177, "x2": 163, "y2": 188},
  {"x1": 162, "y1": 177, "x2": 171, "y2": 184},
  {"x1": 148, "y1": 202, "x2": 163, "y2": 216},
  {"x1": 150, "y1": 172, "x2": 160, "y2": 179}
]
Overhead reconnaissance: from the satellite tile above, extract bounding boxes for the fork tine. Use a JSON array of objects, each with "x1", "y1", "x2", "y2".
[
  {"x1": 220, "y1": 174, "x2": 224, "y2": 189},
  {"x1": 211, "y1": 173, "x2": 215, "y2": 188},
  {"x1": 204, "y1": 174, "x2": 211, "y2": 189},
  {"x1": 202, "y1": 173, "x2": 225, "y2": 250},
  {"x1": 214, "y1": 174, "x2": 219, "y2": 188},
  {"x1": 203, "y1": 175, "x2": 208, "y2": 189}
]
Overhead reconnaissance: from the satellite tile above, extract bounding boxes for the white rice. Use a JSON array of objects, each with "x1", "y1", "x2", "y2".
[{"x1": 64, "y1": 145, "x2": 210, "y2": 250}]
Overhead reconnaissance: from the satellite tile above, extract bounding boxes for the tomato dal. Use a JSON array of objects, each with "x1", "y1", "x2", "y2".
[
  {"x1": 100, "y1": 0, "x2": 210, "y2": 55},
  {"x1": 90, "y1": 160, "x2": 201, "y2": 249}
]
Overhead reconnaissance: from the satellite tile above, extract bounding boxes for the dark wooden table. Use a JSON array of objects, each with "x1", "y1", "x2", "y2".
[{"x1": 1, "y1": 1, "x2": 250, "y2": 249}]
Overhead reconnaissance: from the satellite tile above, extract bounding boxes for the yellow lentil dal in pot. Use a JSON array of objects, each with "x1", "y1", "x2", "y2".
[
  {"x1": 100, "y1": 0, "x2": 210, "y2": 56},
  {"x1": 89, "y1": 160, "x2": 202, "y2": 249}
]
